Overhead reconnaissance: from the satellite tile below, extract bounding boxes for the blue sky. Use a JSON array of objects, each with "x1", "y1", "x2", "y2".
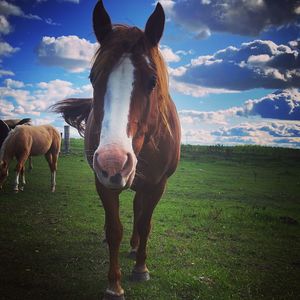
[{"x1": 0, "y1": 0, "x2": 300, "y2": 147}]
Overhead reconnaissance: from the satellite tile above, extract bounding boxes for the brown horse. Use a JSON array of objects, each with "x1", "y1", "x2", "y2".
[
  {"x1": 52, "y1": 1, "x2": 180, "y2": 299},
  {"x1": 4, "y1": 118, "x2": 32, "y2": 129},
  {"x1": 1, "y1": 118, "x2": 33, "y2": 169},
  {"x1": 0, "y1": 124, "x2": 61, "y2": 192}
]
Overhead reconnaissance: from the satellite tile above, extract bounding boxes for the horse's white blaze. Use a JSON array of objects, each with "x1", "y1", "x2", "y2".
[{"x1": 98, "y1": 55, "x2": 135, "y2": 151}]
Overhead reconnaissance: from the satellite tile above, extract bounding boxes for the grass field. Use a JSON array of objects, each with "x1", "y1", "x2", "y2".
[{"x1": 1, "y1": 140, "x2": 300, "y2": 300}]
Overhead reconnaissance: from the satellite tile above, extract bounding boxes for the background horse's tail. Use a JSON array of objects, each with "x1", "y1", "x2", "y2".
[{"x1": 50, "y1": 98, "x2": 92, "y2": 137}]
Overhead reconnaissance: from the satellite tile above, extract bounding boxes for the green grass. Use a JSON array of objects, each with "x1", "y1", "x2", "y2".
[{"x1": 1, "y1": 139, "x2": 300, "y2": 300}]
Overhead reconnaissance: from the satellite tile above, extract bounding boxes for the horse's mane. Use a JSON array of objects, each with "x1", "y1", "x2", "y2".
[
  {"x1": 50, "y1": 98, "x2": 92, "y2": 137},
  {"x1": 90, "y1": 25, "x2": 172, "y2": 135}
]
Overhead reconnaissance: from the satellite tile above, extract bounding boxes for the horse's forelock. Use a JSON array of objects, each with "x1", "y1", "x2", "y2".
[{"x1": 90, "y1": 25, "x2": 145, "y2": 85}]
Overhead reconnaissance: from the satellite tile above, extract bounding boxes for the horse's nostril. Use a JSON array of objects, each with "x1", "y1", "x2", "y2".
[
  {"x1": 110, "y1": 173, "x2": 122, "y2": 185},
  {"x1": 102, "y1": 170, "x2": 108, "y2": 178}
]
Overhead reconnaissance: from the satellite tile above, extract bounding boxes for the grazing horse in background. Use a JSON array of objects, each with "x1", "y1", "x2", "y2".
[
  {"x1": 0, "y1": 125, "x2": 61, "y2": 192},
  {"x1": 0, "y1": 118, "x2": 33, "y2": 170},
  {"x1": 52, "y1": 1, "x2": 180, "y2": 299},
  {"x1": 4, "y1": 118, "x2": 32, "y2": 129},
  {"x1": 0, "y1": 120, "x2": 10, "y2": 150}
]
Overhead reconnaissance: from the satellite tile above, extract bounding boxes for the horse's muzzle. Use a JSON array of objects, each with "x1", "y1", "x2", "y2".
[{"x1": 93, "y1": 145, "x2": 137, "y2": 190}]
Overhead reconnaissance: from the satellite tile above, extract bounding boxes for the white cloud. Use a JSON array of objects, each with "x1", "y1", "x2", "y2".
[
  {"x1": 0, "y1": 41, "x2": 19, "y2": 57},
  {"x1": 0, "y1": 15, "x2": 11, "y2": 35},
  {"x1": 177, "y1": 40, "x2": 300, "y2": 90},
  {"x1": 0, "y1": 0, "x2": 41, "y2": 20},
  {"x1": 0, "y1": 0, "x2": 22, "y2": 16},
  {"x1": 170, "y1": 77, "x2": 237, "y2": 98},
  {"x1": 180, "y1": 118, "x2": 300, "y2": 147},
  {"x1": 211, "y1": 121, "x2": 300, "y2": 147},
  {"x1": 182, "y1": 128, "x2": 215, "y2": 145},
  {"x1": 0, "y1": 79, "x2": 92, "y2": 118},
  {"x1": 0, "y1": 99, "x2": 15, "y2": 117},
  {"x1": 45, "y1": 18, "x2": 60, "y2": 26},
  {"x1": 241, "y1": 89, "x2": 300, "y2": 120},
  {"x1": 37, "y1": 35, "x2": 98, "y2": 73},
  {"x1": 160, "y1": 45, "x2": 181, "y2": 63},
  {"x1": 163, "y1": 0, "x2": 300, "y2": 37},
  {"x1": 179, "y1": 107, "x2": 242, "y2": 126},
  {"x1": 0, "y1": 69, "x2": 14, "y2": 77},
  {"x1": 4, "y1": 78, "x2": 24, "y2": 88}
]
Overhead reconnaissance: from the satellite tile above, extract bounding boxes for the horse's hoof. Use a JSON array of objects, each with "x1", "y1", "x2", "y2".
[
  {"x1": 103, "y1": 291, "x2": 125, "y2": 300},
  {"x1": 51, "y1": 187, "x2": 55, "y2": 193},
  {"x1": 127, "y1": 250, "x2": 137, "y2": 260},
  {"x1": 131, "y1": 270, "x2": 150, "y2": 282},
  {"x1": 19, "y1": 186, "x2": 24, "y2": 191}
]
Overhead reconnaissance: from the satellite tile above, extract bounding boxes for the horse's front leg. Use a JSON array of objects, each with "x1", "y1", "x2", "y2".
[
  {"x1": 129, "y1": 193, "x2": 142, "y2": 259},
  {"x1": 96, "y1": 179, "x2": 125, "y2": 300},
  {"x1": 131, "y1": 178, "x2": 166, "y2": 281}
]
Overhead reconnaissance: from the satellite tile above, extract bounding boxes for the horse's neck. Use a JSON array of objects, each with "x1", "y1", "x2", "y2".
[{"x1": 0, "y1": 134, "x2": 13, "y2": 164}]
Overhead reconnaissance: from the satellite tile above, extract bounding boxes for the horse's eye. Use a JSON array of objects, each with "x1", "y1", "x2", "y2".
[{"x1": 148, "y1": 75, "x2": 156, "y2": 91}]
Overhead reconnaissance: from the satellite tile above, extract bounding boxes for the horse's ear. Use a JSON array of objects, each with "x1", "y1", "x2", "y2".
[
  {"x1": 93, "y1": 0, "x2": 112, "y2": 44},
  {"x1": 145, "y1": 2, "x2": 165, "y2": 47}
]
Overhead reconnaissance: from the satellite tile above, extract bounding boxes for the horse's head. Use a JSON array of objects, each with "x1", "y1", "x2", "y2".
[
  {"x1": 0, "y1": 119, "x2": 10, "y2": 149},
  {"x1": 90, "y1": 1, "x2": 166, "y2": 190},
  {"x1": 0, "y1": 161, "x2": 8, "y2": 189}
]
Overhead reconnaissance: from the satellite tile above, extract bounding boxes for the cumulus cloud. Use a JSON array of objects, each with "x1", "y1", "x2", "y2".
[
  {"x1": 241, "y1": 89, "x2": 300, "y2": 120},
  {"x1": 179, "y1": 107, "x2": 242, "y2": 126},
  {"x1": 0, "y1": 15, "x2": 11, "y2": 35},
  {"x1": 0, "y1": 41, "x2": 19, "y2": 57},
  {"x1": 45, "y1": 18, "x2": 60, "y2": 26},
  {"x1": 0, "y1": 0, "x2": 41, "y2": 20},
  {"x1": 37, "y1": 36, "x2": 98, "y2": 73},
  {"x1": 0, "y1": 78, "x2": 92, "y2": 118},
  {"x1": 160, "y1": 45, "x2": 181, "y2": 63},
  {"x1": 170, "y1": 78, "x2": 238, "y2": 97},
  {"x1": 3, "y1": 78, "x2": 24, "y2": 88},
  {"x1": 0, "y1": 69, "x2": 14, "y2": 77},
  {"x1": 181, "y1": 119, "x2": 300, "y2": 147},
  {"x1": 211, "y1": 121, "x2": 300, "y2": 147},
  {"x1": 179, "y1": 89, "x2": 300, "y2": 125},
  {"x1": 162, "y1": 0, "x2": 300, "y2": 37},
  {"x1": 176, "y1": 40, "x2": 300, "y2": 90}
]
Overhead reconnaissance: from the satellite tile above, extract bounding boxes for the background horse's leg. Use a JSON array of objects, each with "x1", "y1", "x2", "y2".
[
  {"x1": 51, "y1": 153, "x2": 58, "y2": 192},
  {"x1": 19, "y1": 165, "x2": 26, "y2": 191},
  {"x1": 45, "y1": 152, "x2": 53, "y2": 191},
  {"x1": 28, "y1": 156, "x2": 33, "y2": 171},
  {"x1": 131, "y1": 178, "x2": 167, "y2": 281},
  {"x1": 14, "y1": 159, "x2": 26, "y2": 192},
  {"x1": 96, "y1": 180, "x2": 125, "y2": 300},
  {"x1": 129, "y1": 193, "x2": 143, "y2": 259},
  {"x1": 45, "y1": 152, "x2": 57, "y2": 192}
]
